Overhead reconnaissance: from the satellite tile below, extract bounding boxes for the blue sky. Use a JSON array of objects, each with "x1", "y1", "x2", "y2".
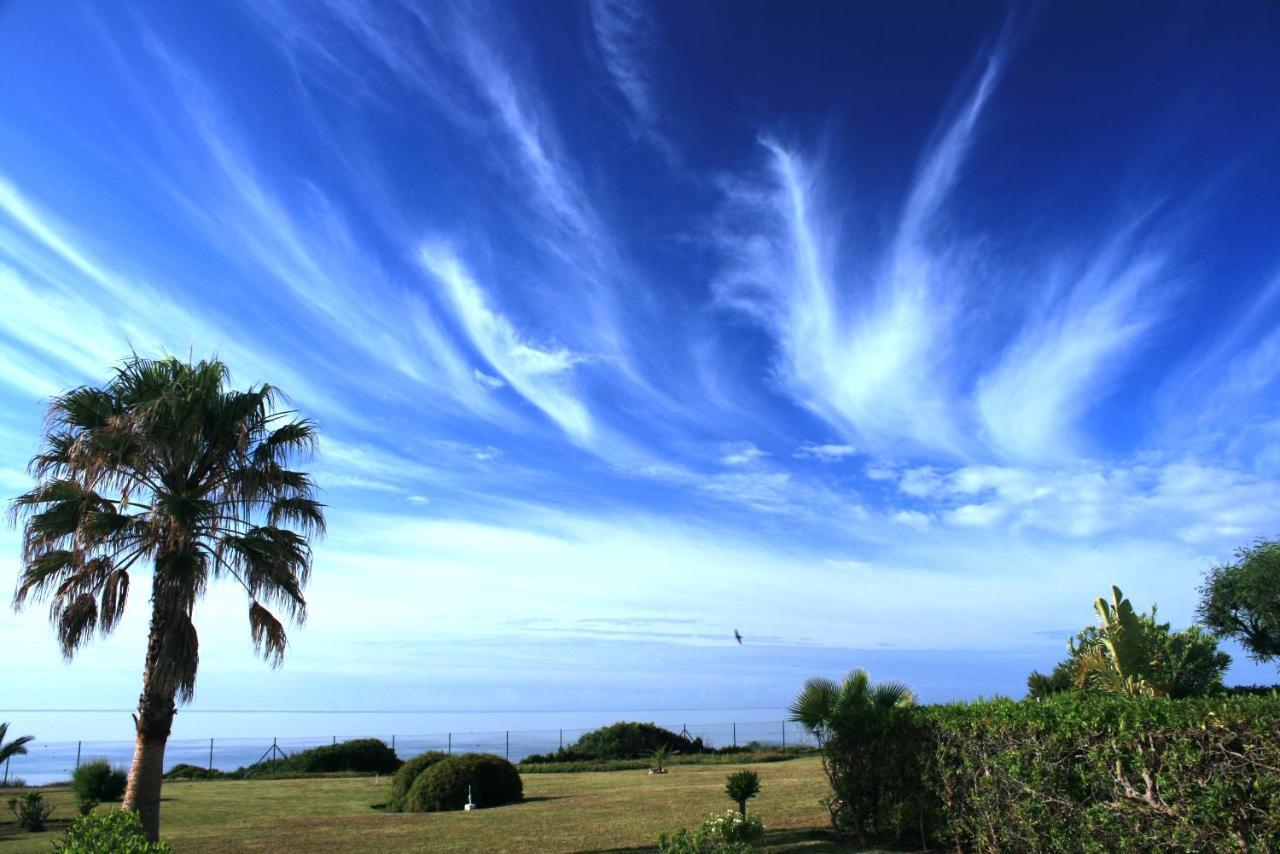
[{"x1": 2, "y1": 2, "x2": 1280, "y2": 736}]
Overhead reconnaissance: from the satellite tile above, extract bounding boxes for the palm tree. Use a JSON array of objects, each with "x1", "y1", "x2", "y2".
[
  {"x1": 10, "y1": 356, "x2": 323, "y2": 840},
  {"x1": 1, "y1": 722, "x2": 35, "y2": 783},
  {"x1": 789, "y1": 668, "x2": 916, "y2": 744}
]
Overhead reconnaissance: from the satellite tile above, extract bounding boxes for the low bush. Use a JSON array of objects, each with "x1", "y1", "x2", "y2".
[
  {"x1": 7, "y1": 790, "x2": 53, "y2": 832},
  {"x1": 243, "y1": 738, "x2": 402, "y2": 776},
  {"x1": 53, "y1": 809, "x2": 173, "y2": 853},
  {"x1": 401, "y1": 753, "x2": 522, "y2": 813},
  {"x1": 388, "y1": 751, "x2": 449, "y2": 810},
  {"x1": 163, "y1": 763, "x2": 228, "y2": 781},
  {"x1": 523, "y1": 722, "x2": 705, "y2": 763},
  {"x1": 658, "y1": 809, "x2": 764, "y2": 853},
  {"x1": 820, "y1": 695, "x2": 1280, "y2": 850},
  {"x1": 70, "y1": 760, "x2": 127, "y2": 804}
]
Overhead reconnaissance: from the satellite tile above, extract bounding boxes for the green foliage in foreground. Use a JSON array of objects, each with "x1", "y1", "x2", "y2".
[
  {"x1": 820, "y1": 694, "x2": 1280, "y2": 850},
  {"x1": 659, "y1": 809, "x2": 765, "y2": 853},
  {"x1": 53, "y1": 810, "x2": 173, "y2": 853}
]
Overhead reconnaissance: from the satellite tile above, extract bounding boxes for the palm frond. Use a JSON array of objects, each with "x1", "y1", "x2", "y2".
[
  {"x1": 789, "y1": 677, "x2": 840, "y2": 738},
  {"x1": 12, "y1": 354, "x2": 322, "y2": 702},
  {"x1": 249, "y1": 601, "x2": 288, "y2": 667},
  {"x1": 53, "y1": 593, "x2": 99, "y2": 660},
  {"x1": 0, "y1": 724, "x2": 35, "y2": 765}
]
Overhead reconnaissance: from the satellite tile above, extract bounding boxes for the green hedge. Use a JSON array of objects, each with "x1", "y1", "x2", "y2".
[{"x1": 823, "y1": 695, "x2": 1280, "y2": 850}]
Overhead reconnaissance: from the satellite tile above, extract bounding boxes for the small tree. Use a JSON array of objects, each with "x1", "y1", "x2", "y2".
[
  {"x1": 1199, "y1": 540, "x2": 1280, "y2": 665},
  {"x1": 725, "y1": 769, "x2": 760, "y2": 817}
]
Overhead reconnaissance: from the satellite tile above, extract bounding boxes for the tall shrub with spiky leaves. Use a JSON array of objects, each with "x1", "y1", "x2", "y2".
[
  {"x1": 10, "y1": 356, "x2": 323, "y2": 841},
  {"x1": 1072, "y1": 586, "x2": 1166, "y2": 697},
  {"x1": 789, "y1": 668, "x2": 916, "y2": 745}
]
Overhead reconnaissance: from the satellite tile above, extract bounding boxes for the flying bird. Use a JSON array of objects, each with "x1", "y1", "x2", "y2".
[{"x1": 734, "y1": 629, "x2": 743, "y2": 644}]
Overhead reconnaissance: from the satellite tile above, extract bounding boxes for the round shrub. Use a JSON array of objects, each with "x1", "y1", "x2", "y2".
[
  {"x1": 403, "y1": 753, "x2": 522, "y2": 812},
  {"x1": 70, "y1": 760, "x2": 127, "y2": 804},
  {"x1": 388, "y1": 751, "x2": 449, "y2": 810},
  {"x1": 53, "y1": 809, "x2": 173, "y2": 853}
]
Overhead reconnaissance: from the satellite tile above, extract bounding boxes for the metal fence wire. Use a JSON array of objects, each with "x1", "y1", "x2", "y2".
[{"x1": 3, "y1": 720, "x2": 817, "y2": 786}]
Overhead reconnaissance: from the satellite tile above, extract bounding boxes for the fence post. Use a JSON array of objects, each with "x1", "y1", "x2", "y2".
[
  {"x1": 733, "y1": 722, "x2": 736, "y2": 748},
  {"x1": 76, "y1": 741, "x2": 82, "y2": 770},
  {"x1": 559, "y1": 729, "x2": 563, "y2": 751},
  {"x1": 391, "y1": 734, "x2": 395, "y2": 752},
  {"x1": 505, "y1": 731, "x2": 509, "y2": 760},
  {"x1": 447, "y1": 733, "x2": 451, "y2": 755},
  {"x1": 781, "y1": 722, "x2": 786, "y2": 752},
  {"x1": 4, "y1": 756, "x2": 9, "y2": 785},
  {"x1": 208, "y1": 738, "x2": 214, "y2": 772}
]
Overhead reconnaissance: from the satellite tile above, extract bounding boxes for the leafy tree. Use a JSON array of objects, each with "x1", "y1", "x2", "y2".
[
  {"x1": 1198, "y1": 540, "x2": 1280, "y2": 665},
  {"x1": 10, "y1": 356, "x2": 323, "y2": 841},
  {"x1": 0, "y1": 723, "x2": 34, "y2": 777},
  {"x1": 1025, "y1": 662, "x2": 1074, "y2": 699},
  {"x1": 789, "y1": 668, "x2": 915, "y2": 744},
  {"x1": 1029, "y1": 587, "x2": 1229, "y2": 699}
]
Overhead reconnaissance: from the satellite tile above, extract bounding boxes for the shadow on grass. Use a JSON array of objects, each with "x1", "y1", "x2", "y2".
[
  {"x1": 368, "y1": 796, "x2": 562, "y2": 812},
  {"x1": 579, "y1": 826, "x2": 869, "y2": 854}
]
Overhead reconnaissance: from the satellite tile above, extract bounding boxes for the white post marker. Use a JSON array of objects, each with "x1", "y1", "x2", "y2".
[{"x1": 464, "y1": 785, "x2": 476, "y2": 812}]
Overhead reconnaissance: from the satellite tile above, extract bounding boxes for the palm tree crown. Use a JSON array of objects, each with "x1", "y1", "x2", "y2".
[
  {"x1": 0, "y1": 722, "x2": 35, "y2": 767},
  {"x1": 789, "y1": 669, "x2": 916, "y2": 743},
  {"x1": 10, "y1": 356, "x2": 324, "y2": 698}
]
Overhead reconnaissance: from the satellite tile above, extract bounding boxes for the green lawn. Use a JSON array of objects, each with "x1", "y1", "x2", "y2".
[{"x1": 1, "y1": 756, "x2": 859, "y2": 852}]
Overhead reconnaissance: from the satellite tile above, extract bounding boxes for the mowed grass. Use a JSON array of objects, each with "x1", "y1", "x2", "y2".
[{"x1": 0, "y1": 756, "x2": 859, "y2": 852}]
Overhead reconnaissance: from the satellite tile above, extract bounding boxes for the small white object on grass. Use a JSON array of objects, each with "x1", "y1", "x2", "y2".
[{"x1": 464, "y1": 784, "x2": 476, "y2": 812}]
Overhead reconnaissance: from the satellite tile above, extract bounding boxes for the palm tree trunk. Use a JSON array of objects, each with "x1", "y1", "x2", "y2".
[{"x1": 121, "y1": 598, "x2": 178, "y2": 842}]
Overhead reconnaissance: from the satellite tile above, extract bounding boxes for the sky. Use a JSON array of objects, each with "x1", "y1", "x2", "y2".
[{"x1": 2, "y1": 1, "x2": 1280, "y2": 742}]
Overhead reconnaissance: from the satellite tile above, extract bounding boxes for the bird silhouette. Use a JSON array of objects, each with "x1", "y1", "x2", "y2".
[{"x1": 734, "y1": 629, "x2": 743, "y2": 644}]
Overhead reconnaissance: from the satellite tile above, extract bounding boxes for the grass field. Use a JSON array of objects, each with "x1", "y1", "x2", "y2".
[{"x1": 0, "y1": 755, "x2": 858, "y2": 852}]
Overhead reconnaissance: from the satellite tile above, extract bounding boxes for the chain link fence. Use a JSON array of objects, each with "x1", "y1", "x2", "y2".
[{"x1": 3, "y1": 719, "x2": 817, "y2": 786}]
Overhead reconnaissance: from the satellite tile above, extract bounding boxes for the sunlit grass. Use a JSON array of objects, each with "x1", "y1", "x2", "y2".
[{"x1": 0, "y1": 755, "x2": 861, "y2": 852}]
